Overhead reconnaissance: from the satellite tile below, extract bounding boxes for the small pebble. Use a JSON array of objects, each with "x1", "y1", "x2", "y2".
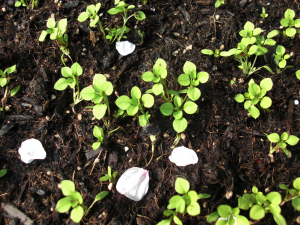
[
  {"x1": 5, "y1": 105, "x2": 10, "y2": 111},
  {"x1": 37, "y1": 190, "x2": 45, "y2": 195},
  {"x1": 2, "y1": 7, "x2": 6, "y2": 12},
  {"x1": 290, "y1": 52, "x2": 295, "y2": 57},
  {"x1": 66, "y1": 110, "x2": 70, "y2": 114},
  {"x1": 14, "y1": 22, "x2": 17, "y2": 26},
  {"x1": 45, "y1": 116, "x2": 50, "y2": 120},
  {"x1": 108, "y1": 183, "x2": 113, "y2": 191},
  {"x1": 180, "y1": 133, "x2": 186, "y2": 141},
  {"x1": 77, "y1": 166, "x2": 82, "y2": 170},
  {"x1": 51, "y1": 95, "x2": 56, "y2": 100},
  {"x1": 173, "y1": 32, "x2": 180, "y2": 37},
  {"x1": 77, "y1": 113, "x2": 82, "y2": 120},
  {"x1": 124, "y1": 147, "x2": 129, "y2": 152},
  {"x1": 81, "y1": 52, "x2": 86, "y2": 56},
  {"x1": 294, "y1": 100, "x2": 299, "y2": 105},
  {"x1": 225, "y1": 190, "x2": 233, "y2": 199},
  {"x1": 215, "y1": 15, "x2": 220, "y2": 20}
]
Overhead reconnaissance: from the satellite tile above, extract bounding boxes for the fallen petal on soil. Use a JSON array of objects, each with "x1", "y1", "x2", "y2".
[
  {"x1": 169, "y1": 146, "x2": 198, "y2": 166},
  {"x1": 116, "y1": 41, "x2": 136, "y2": 56},
  {"x1": 18, "y1": 139, "x2": 46, "y2": 164}
]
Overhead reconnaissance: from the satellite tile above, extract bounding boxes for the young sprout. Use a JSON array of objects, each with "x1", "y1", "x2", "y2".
[
  {"x1": 266, "y1": 132, "x2": 299, "y2": 157},
  {"x1": 100, "y1": 166, "x2": 119, "y2": 190},
  {"x1": 215, "y1": 0, "x2": 225, "y2": 8},
  {"x1": 56, "y1": 180, "x2": 109, "y2": 223},
  {"x1": 78, "y1": 3, "x2": 105, "y2": 36},
  {"x1": 0, "y1": 168, "x2": 8, "y2": 178},
  {"x1": 92, "y1": 125, "x2": 104, "y2": 150},
  {"x1": 106, "y1": 0, "x2": 146, "y2": 44},
  {"x1": 0, "y1": 65, "x2": 20, "y2": 108},
  {"x1": 54, "y1": 62, "x2": 83, "y2": 112},
  {"x1": 280, "y1": 177, "x2": 300, "y2": 211},
  {"x1": 116, "y1": 167, "x2": 149, "y2": 201},
  {"x1": 273, "y1": 45, "x2": 293, "y2": 74},
  {"x1": 260, "y1": 7, "x2": 268, "y2": 19},
  {"x1": 39, "y1": 17, "x2": 70, "y2": 66},
  {"x1": 279, "y1": 9, "x2": 300, "y2": 37},
  {"x1": 15, "y1": 0, "x2": 29, "y2": 8},
  {"x1": 158, "y1": 177, "x2": 210, "y2": 225},
  {"x1": 235, "y1": 78, "x2": 273, "y2": 119}
]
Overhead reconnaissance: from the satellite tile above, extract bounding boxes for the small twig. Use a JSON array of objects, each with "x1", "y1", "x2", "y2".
[{"x1": 89, "y1": 148, "x2": 103, "y2": 175}]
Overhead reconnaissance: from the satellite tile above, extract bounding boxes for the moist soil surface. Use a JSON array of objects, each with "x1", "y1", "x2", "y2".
[{"x1": 1, "y1": 0, "x2": 300, "y2": 224}]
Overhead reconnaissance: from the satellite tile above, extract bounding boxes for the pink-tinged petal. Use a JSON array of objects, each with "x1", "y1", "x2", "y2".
[
  {"x1": 116, "y1": 167, "x2": 149, "y2": 201},
  {"x1": 18, "y1": 139, "x2": 46, "y2": 164},
  {"x1": 116, "y1": 41, "x2": 136, "y2": 56},
  {"x1": 169, "y1": 146, "x2": 198, "y2": 166}
]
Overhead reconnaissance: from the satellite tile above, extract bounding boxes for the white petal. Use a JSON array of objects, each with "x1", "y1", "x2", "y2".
[
  {"x1": 116, "y1": 167, "x2": 149, "y2": 201},
  {"x1": 116, "y1": 41, "x2": 136, "y2": 56},
  {"x1": 18, "y1": 139, "x2": 46, "y2": 164},
  {"x1": 169, "y1": 146, "x2": 198, "y2": 166}
]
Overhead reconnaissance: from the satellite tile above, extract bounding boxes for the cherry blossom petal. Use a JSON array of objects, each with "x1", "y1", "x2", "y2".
[
  {"x1": 169, "y1": 146, "x2": 198, "y2": 166},
  {"x1": 116, "y1": 167, "x2": 149, "y2": 201},
  {"x1": 116, "y1": 41, "x2": 136, "y2": 56},
  {"x1": 18, "y1": 139, "x2": 46, "y2": 164}
]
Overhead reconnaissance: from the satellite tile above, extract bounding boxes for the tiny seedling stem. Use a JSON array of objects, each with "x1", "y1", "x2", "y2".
[{"x1": 146, "y1": 135, "x2": 157, "y2": 167}]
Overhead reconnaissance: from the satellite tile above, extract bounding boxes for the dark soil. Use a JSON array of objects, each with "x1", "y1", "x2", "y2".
[{"x1": 1, "y1": 0, "x2": 300, "y2": 224}]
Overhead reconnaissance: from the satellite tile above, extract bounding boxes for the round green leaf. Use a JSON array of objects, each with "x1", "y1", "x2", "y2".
[
  {"x1": 286, "y1": 135, "x2": 299, "y2": 146},
  {"x1": 101, "y1": 81, "x2": 113, "y2": 96},
  {"x1": 173, "y1": 215, "x2": 183, "y2": 225},
  {"x1": 207, "y1": 211, "x2": 219, "y2": 222},
  {"x1": 273, "y1": 213, "x2": 287, "y2": 225},
  {"x1": 80, "y1": 86, "x2": 96, "y2": 100},
  {"x1": 197, "y1": 72, "x2": 209, "y2": 83},
  {"x1": 296, "y1": 70, "x2": 300, "y2": 80},
  {"x1": 163, "y1": 210, "x2": 174, "y2": 217},
  {"x1": 292, "y1": 198, "x2": 300, "y2": 211},
  {"x1": 160, "y1": 103, "x2": 174, "y2": 116},
  {"x1": 266, "y1": 192, "x2": 281, "y2": 205},
  {"x1": 61, "y1": 67, "x2": 72, "y2": 77},
  {"x1": 176, "y1": 199, "x2": 186, "y2": 214},
  {"x1": 142, "y1": 94, "x2": 154, "y2": 108},
  {"x1": 115, "y1": 95, "x2": 131, "y2": 110},
  {"x1": 217, "y1": 205, "x2": 232, "y2": 218},
  {"x1": 187, "y1": 201, "x2": 200, "y2": 216},
  {"x1": 236, "y1": 215, "x2": 250, "y2": 225},
  {"x1": 267, "y1": 133, "x2": 280, "y2": 143},
  {"x1": 0, "y1": 168, "x2": 7, "y2": 178},
  {"x1": 250, "y1": 205, "x2": 265, "y2": 220},
  {"x1": 127, "y1": 105, "x2": 138, "y2": 116},
  {"x1": 39, "y1": 30, "x2": 47, "y2": 42},
  {"x1": 93, "y1": 125, "x2": 104, "y2": 141},
  {"x1": 93, "y1": 104, "x2": 107, "y2": 120},
  {"x1": 78, "y1": 12, "x2": 90, "y2": 22},
  {"x1": 281, "y1": 132, "x2": 289, "y2": 141},
  {"x1": 285, "y1": 9, "x2": 295, "y2": 20},
  {"x1": 183, "y1": 101, "x2": 198, "y2": 114},
  {"x1": 178, "y1": 74, "x2": 190, "y2": 86},
  {"x1": 248, "y1": 45, "x2": 258, "y2": 55},
  {"x1": 188, "y1": 86, "x2": 201, "y2": 101},
  {"x1": 70, "y1": 206, "x2": 84, "y2": 223},
  {"x1": 173, "y1": 117, "x2": 188, "y2": 133},
  {"x1": 269, "y1": 204, "x2": 281, "y2": 214},
  {"x1": 279, "y1": 59, "x2": 287, "y2": 68},
  {"x1": 173, "y1": 110, "x2": 183, "y2": 119},
  {"x1": 249, "y1": 83, "x2": 260, "y2": 97},
  {"x1": 286, "y1": 28, "x2": 296, "y2": 37},
  {"x1": 198, "y1": 193, "x2": 211, "y2": 199},
  {"x1": 134, "y1": 11, "x2": 146, "y2": 20},
  {"x1": 54, "y1": 78, "x2": 70, "y2": 91},
  {"x1": 71, "y1": 62, "x2": 83, "y2": 76},
  {"x1": 183, "y1": 61, "x2": 196, "y2": 75},
  {"x1": 142, "y1": 71, "x2": 154, "y2": 82},
  {"x1": 244, "y1": 21, "x2": 254, "y2": 32},
  {"x1": 61, "y1": 180, "x2": 75, "y2": 196},
  {"x1": 260, "y1": 96, "x2": 272, "y2": 109},
  {"x1": 188, "y1": 190, "x2": 198, "y2": 202},
  {"x1": 175, "y1": 177, "x2": 190, "y2": 194},
  {"x1": 168, "y1": 195, "x2": 182, "y2": 209},
  {"x1": 56, "y1": 197, "x2": 71, "y2": 213},
  {"x1": 131, "y1": 86, "x2": 141, "y2": 99},
  {"x1": 138, "y1": 114, "x2": 148, "y2": 127},
  {"x1": 238, "y1": 196, "x2": 250, "y2": 210},
  {"x1": 47, "y1": 18, "x2": 56, "y2": 29},
  {"x1": 267, "y1": 30, "x2": 279, "y2": 39},
  {"x1": 248, "y1": 105, "x2": 260, "y2": 119},
  {"x1": 235, "y1": 94, "x2": 245, "y2": 103},
  {"x1": 10, "y1": 85, "x2": 20, "y2": 97},
  {"x1": 92, "y1": 142, "x2": 101, "y2": 150},
  {"x1": 69, "y1": 191, "x2": 83, "y2": 206},
  {"x1": 152, "y1": 83, "x2": 163, "y2": 96},
  {"x1": 293, "y1": 178, "x2": 300, "y2": 190}
]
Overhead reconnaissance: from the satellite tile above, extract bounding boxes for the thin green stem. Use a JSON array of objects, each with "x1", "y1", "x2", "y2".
[
  {"x1": 161, "y1": 79, "x2": 170, "y2": 100},
  {"x1": 103, "y1": 95, "x2": 110, "y2": 117},
  {"x1": 97, "y1": 20, "x2": 105, "y2": 36},
  {"x1": 250, "y1": 54, "x2": 258, "y2": 73},
  {"x1": 1, "y1": 86, "x2": 8, "y2": 108}
]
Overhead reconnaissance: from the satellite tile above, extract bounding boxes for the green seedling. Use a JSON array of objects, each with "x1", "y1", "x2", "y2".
[
  {"x1": 115, "y1": 86, "x2": 156, "y2": 165},
  {"x1": 0, "y1": 65, "x2": 20, "y2": 108},
  {"x1": 207, "y1": 205, "x2": 249, "y2": 225},
  {"x1": 279, "y1": 9, "x2": 300, "y2": 37},
  {"x1": 266, "y1": 132, "x2": 299, "y2": 157},
  {"x1": 280, "y1": 177, "x2": 300, "y2": 211},
  {"x1": 15, "y1": 0, "x2": 28, "y2": 8},
  {"x1": 215, "y1": 0, "x2": 225, "y2": 8},
  {"x1": 141, "y1": 0, "x2": 147, "y2": 5},
  {"x1": 201, "y1": 49, "x2": 224, "y2": 58},
  {"x1": 54, "y1": 62, "x2": 83, "y2": 112},
  {"x1": 235, "y1": 78, "x2": 273, "y2": 119},
  {"x1": 100, "y1": 166, "x2": 119, "y2": 189},
  {"x1": 142, "y1": 58, "x2": 170, "y2": 101},
  {"x1": 92, "y1": 125, "x2": 104, "y2": 150},
  {"x1": 0, "y1": 168, "x2": 7, "y2": 178},
  {"x1": 221, "y1": 21, "x2": 275, "y2": 76},
  {"x1": 157, "y1": 177, "x2": 210, "y2": 225},
  {"x1": 39, "y1": 17, "x2": 70, "y2": 66},
  {"x1": 260, "y1": 7, "x2": 268, "y2": 19},
  {"x1": 160, "y1": 61, "x2": 209, "y2": 134},
  {"x1": 136, "y1": 30, "x2": 145, "y2": 44},
  {"x1": 106, "y1": 0, "x2": 146, "y2": 43},
  {"x1": 80, "y1": 74, "x2": 113, "y2": 121},
  {"x1": 238, "y1": 186, "x2": 286, "y2": 225},
  {"x1": 78, "y1": 3, "x2": 105, "y2": 36},
  {"x1": 273, "y1": 45, "x2": 293, "y2": 74},
  {"x1": 56, "y1": 180, "x2": 108, "y2": 223}
]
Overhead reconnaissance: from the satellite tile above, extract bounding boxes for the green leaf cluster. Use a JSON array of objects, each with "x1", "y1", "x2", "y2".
[
  {"x1": 266, "y1": 132, "x2": 299, "y2": 156},
  {"x1": 39, "y1": 17, "x2": 68, "y2": 47},
  {"x1": 92, "y1": 125, "x2": 105, "y2": 150},
  {"x1": 142, "y1": 58, "x2": 168, "y2": 98},
  {"x1": 238, "y1": 186, "x2": 286, "y2": 225},
  {"x1": 260, "y1": 7, "x2": 268, "y2": 19},
  {"x1": 207, "y1": 205, "x2": 249, "y2": 225},
  {"x1": 280, "y1": 9, "x2": 300, "y2": 37},
  {"x1": 280, "y1": 177, "x2": 300, "y2": 211},
  {"x1": 99, "y1": 166, "x2": 119, "y2": 184},
  {"x1": 273, "y1": 45, "x2": 293, "y2": 74},
  {"x1": 78, "y1": 3, "x2": 105, "y2": 36},
  {"x1": 106, "y1": 0, "x2": 146, "y2": 43},
  {"x1": 201, "y1": 49, "x2": 228, "y2": 58},
  {"x1": 0, "y1": 65, "x2": 20, "y2": 106},
  {"x1": 115, "y1": 86, "x2": 154, "y2": 127},
  {"x1": 235, "y1": 78, "x2": 273, "y2": 119},
  {"x1": 56, "y1": 180, "x2": 108, "y2": 223},
  {"x1": 0, "y1": 168, "x2": 7, "y2": 178},
  {"x1": 217, "y1": 21, "x2": 276, "y2": 76},
  {"x1": 54, "y1": 62, "x2": 83, "y2": 107},
  {"x1": 80, "y1": 74, "x2": 113, "y2": 120},
  {"x1": 15, "y1": 0, "x2": 37, "y2": 9},
  {"x1": 160, "y1": 61, "x2": 209, "y2": 133},
  {"x1": 157, "y1": 177, "x2": 210, "y2": 225}
]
